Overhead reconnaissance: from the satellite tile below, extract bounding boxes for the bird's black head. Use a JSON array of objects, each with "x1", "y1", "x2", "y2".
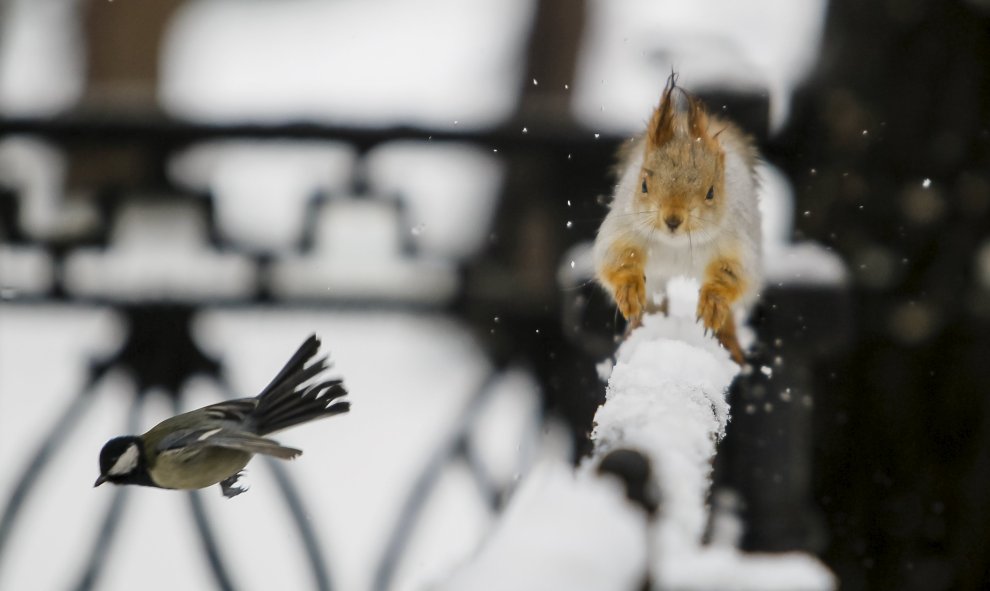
[{"x1": 95, "y1": 436, "x2": 151, "y2": 487}]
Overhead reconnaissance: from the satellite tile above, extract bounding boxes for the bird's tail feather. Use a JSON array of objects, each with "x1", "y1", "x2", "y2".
[
  {"x1": 257, "y1": 335, "x2": 322, "y2": 399},
  {"x1": 254, "y1": 336, "x2": 350, "y2": 435},
  {"x1": 258, "y1": 380, "x2": 349, "y2": 435}
]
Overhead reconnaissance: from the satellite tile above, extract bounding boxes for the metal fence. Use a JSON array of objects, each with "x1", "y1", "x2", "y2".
[{"x1": 0, "y1": 88, "x2": 844, "y2": 587}]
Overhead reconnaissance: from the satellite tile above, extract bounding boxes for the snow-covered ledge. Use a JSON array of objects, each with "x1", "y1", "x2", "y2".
[
  {"x1": 591, "y1": 281, "x2": 733, "y2": 553},
  {"x1": 590, "y1": 280, "x2": 835, "y2": 590}
]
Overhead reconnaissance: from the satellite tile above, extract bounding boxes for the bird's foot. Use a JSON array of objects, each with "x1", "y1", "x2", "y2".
[{"x1": 220, "y1": 472, "x2": 248, "y2": 498}]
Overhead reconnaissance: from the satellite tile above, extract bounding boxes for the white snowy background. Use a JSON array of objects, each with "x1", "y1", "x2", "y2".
[{"x1": 0, "y1": 0, "x2": 839, "y2": 589}]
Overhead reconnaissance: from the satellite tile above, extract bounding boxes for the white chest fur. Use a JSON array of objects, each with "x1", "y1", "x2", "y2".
[{"x1": 611, "y1": 142, "x2": 762, "y2": 311}]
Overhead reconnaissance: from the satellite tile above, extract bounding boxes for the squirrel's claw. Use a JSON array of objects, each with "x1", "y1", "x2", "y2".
[
  {"x1": 614, "y1": 274, "x2": 646, "y2": 322},
  {"x1": 697, "y1": 285, "x2": 730, "y2": 334},
  {"x1": 697, "y1": 285, "x2": 747, "y2": 363}
]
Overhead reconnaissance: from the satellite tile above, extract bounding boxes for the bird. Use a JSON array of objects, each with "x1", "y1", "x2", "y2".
[{"x1": 94, "y1": 335, "x2": 349, "y2": 498}]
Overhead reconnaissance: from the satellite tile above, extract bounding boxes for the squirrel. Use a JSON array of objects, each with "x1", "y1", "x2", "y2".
[{"x1": 593, "y1": 73, "x2": 762, "y2": 363}]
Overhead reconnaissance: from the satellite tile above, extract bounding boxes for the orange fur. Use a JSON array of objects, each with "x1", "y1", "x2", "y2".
[
  {"x1": 599, "y1": 241, "x2": 646, "y2": 323},
  {"x1": 593, "y1": 72, "x2": 762, "y2": 362},
  {"x1": 647, "y1": 77, "x2": 677, "y2": 150},
  {"x1": 636, "y1": 85, "x2": 727, "y2": 238},
  {"x1": 697, "y1": 256, "x2": 747, "y2": 362}
]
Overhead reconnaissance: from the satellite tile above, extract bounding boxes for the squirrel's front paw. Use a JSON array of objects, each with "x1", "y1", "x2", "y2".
[
  {"x1": 613, "y1": 273, "x2": 646, "y2": 323},
  {"x1": 697, "y1": 285, "x2": 730, "y2": 334}
]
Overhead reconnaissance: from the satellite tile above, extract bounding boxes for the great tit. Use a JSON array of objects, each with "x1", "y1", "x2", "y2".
[{"x1": 94, "y1": 335, "x2": 349, "y2": 498}]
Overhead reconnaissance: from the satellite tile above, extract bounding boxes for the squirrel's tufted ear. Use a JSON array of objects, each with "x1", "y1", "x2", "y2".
[
  {"x1": 647, "y1": 73, "x2": 678, "y2": 150},
  {"x1": 686, "y1": 95, "x2": 711, "y2": 141}
]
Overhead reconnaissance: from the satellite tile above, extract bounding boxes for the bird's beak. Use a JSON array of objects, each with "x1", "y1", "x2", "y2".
[{"x1": 94, "y1": 474, "x2": 108, "y2": 487}]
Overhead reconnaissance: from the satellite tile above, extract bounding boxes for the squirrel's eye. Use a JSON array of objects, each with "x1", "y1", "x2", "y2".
[
  {"x1": 706, "y1": 186, "x2": 715, "y2": 201},
  {"x1": 641, "y1": 179, "x2": 648, "y2": 193}
]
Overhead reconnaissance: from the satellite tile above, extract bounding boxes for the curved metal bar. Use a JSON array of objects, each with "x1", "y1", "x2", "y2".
[
  {"x1": 0, "y1": 381, "x2": 98, "y2": 572},
  {"x1": 457, "y1": 437, "x2": 503, "y2": 511},
  {"x1": 170, "y1": 396, "x2": 238, "y2": 591},
  {"x1": 186, "y1": 489, "x2": 237, "y2": 591},
  {"x1": 266, "y1": 460, "x2": 334, "y2": 591},
  {"x1": 73, "y1": 487, "x2": 132, "y2": 591},
  {"x1": 73, "y1": 393, "x2": 146, "y2": 591},
  {"x1": 372, "y1": 369, "x2": 500, "y2": 591},
  {"x1": 215, "y1": 378, "x2": 334, "y2": 591}
]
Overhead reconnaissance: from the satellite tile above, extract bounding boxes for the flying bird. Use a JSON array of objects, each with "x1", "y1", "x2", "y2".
[{"x1": 95, "y1": 335, "x2": 349, "y2": 498}]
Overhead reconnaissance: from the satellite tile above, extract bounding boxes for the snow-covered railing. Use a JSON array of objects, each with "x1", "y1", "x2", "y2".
[
  {"x1": 591, "y1": 281, "x2": 835, "y2": 590},
  {"x1": 433, "y1": 288, "x2": 837, "y2": 589},
  {"x1": 0, "y1": 87, "x2": 851, "y2": 591},
  {"x1": 429, "y1": 146, "x2": 853, "y2": 588}
]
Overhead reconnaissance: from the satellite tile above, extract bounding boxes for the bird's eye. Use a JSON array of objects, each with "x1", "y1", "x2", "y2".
[
  {"x1": 706, "y1": 186, "x2": 715, "y2": 201},
  {"x1": 641, "y1": 179, "x2": 648, "y2": 193}
]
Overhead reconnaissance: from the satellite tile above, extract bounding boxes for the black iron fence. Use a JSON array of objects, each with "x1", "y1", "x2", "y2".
[{"x1": 0, "y1": 93, "x2": 848, "y2": 589}]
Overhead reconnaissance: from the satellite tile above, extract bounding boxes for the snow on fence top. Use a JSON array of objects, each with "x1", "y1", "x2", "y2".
[
  {"x1": 437, "y1": 279, "x2": 835, "y2": 590},
  {"x1": 433, "y1": 453, "x2": 650, "y2": 591},
  {"x1": 590, "y1": 281, "x2": 836, "y2": 590},
  {"x1": 592, "y1": 302, "x2": 736, "y2": 554}
]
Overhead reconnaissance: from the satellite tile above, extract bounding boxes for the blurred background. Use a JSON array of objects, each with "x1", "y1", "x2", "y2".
[{"x1": 1, "y1": 0, "x2": 989, "y2": 589}]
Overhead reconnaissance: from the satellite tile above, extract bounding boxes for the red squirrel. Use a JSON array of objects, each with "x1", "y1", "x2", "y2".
[{"x1": 593, "y1": 74, "x2": 762, "y2": 363}]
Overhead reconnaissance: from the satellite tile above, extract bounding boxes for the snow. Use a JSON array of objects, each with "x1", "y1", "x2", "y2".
[
  {"x1": 0, "y1": 1, "x2": 843, "y2": 589},
  {"x1": 432, "y1": 456, "x2": 650, "y2": 591},
  {"x1": 557, "y1": 241, "x2": 596, "y2": 288},
  {"x1": 436, "y1": 279, "x2": 835, "y2": 591},
  {"x1": 167, "y1": 139, "x2": 503, "y2": 269},
  {"x1": 63, "y1": 201, "x2": 257, "y2": 300},
  {"x1": 759, "y1": 162, "x2": 848, "y2": 286},
  {"x1": 662, "y1": 548, "x2": 837, "y2": 591},
  {"x1": 0, "y1": 307, "x2": 548, "y2": 591},
  {"x1": 591, "y1": 284, "x2": 737, "y2": 560},
  {"x1": 466, "y1": 370, "x2": 543, "y2": 487},
  {"x1": 364, "y1": 143, "x2": 504, "y2": 260},
  {"x1": 572, "y1": 0, "x2": 828, "y2": 133},
  {"x1": 0, "y1": 138, "x2": 100, "y2": 240},
  {"x1": 2, "y1": 1, "x2": 531, "y2": 583},
  {"x1": 165, "y1": 139, "x2": 503, "y2": 304},
  {"x1": 268, "y1": 199, "x2": 460, "y2": 303},
  {"x1": 588, "y1": 281, "x2": 835, "y2": 590},
  {"x1": 0, "y1": 0, "x2": 84, "y2": 116},
  {"x1": 764, "y1": 243, "x2": 848, "y2": 286},
  {"x1": 159, "y1": 0, "x2": 534, "y2": 128},
  {"x1": 0, "y1": 307, "x2": 129, "y2": 591},
  {"x1": 168, "y1": 141, "x2": 357, "y2": 252},
  {"x1": 0, "y1": 246, "x2": 53, "y2": 296}
]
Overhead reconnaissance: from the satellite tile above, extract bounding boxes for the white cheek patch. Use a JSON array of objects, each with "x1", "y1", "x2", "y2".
[{"x1": 108, "y1": 444, "x2": 140, "y2": 476}]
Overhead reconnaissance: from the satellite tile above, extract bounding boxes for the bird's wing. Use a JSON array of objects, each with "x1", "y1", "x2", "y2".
[
  {"x1": 157, "y1": 427, "x2": 302, "y2": 460},
  {"x1": 198, "y1": 399, "x2": 259, "y2": 424}
]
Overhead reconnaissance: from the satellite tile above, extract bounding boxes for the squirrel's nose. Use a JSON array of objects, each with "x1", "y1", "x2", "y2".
[{"x1": 664, "y1": 216, "x2": 683, "y2": 231}]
